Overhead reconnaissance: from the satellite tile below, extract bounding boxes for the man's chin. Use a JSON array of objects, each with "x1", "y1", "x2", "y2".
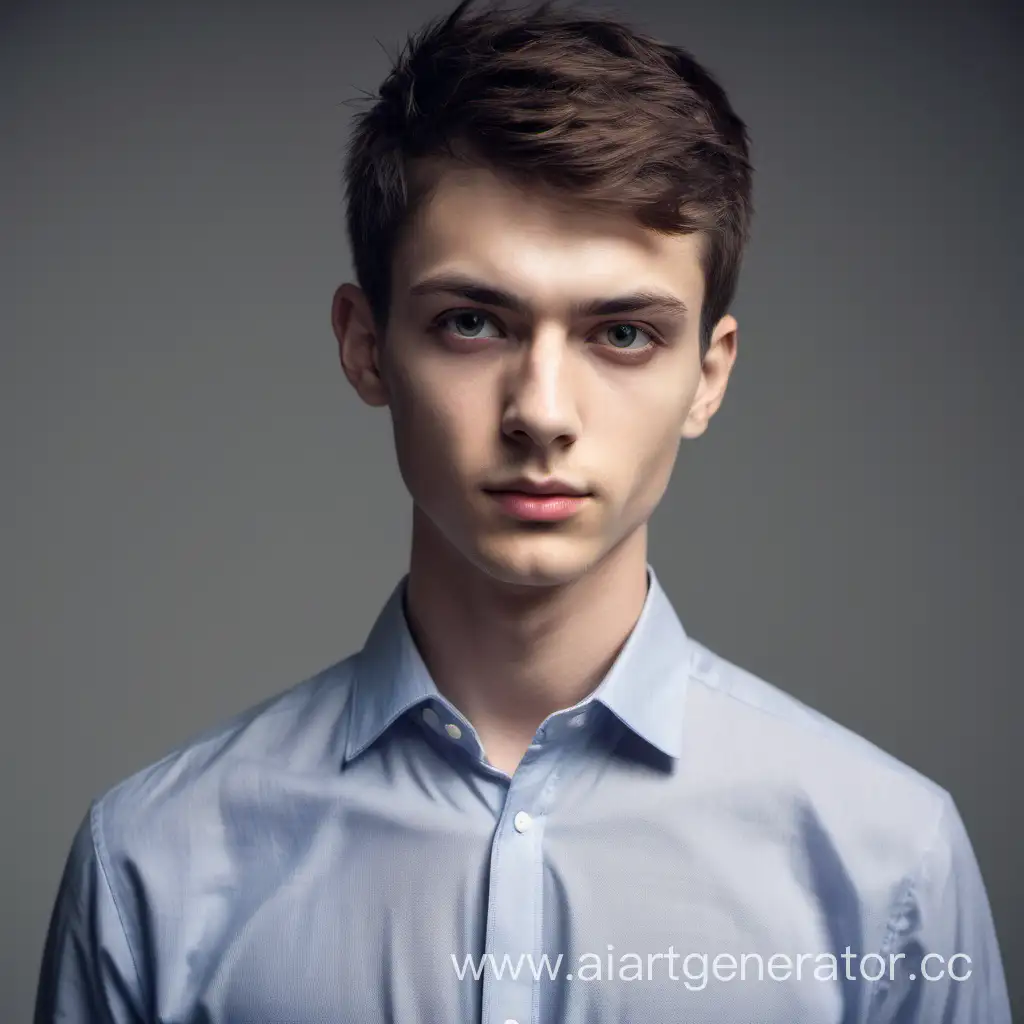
[{"x1": 469, "y1": 534, "x2": 607, "y2": 588}]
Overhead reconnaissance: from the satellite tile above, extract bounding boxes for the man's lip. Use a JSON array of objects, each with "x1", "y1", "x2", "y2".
[{"x1": 483, "y1": 479, "x2": 591, "y2": 497}]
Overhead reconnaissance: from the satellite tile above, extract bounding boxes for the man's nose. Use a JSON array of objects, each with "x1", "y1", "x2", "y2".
[{"x1": 499, "y1": 331, "x2": 581, "y2": 450}]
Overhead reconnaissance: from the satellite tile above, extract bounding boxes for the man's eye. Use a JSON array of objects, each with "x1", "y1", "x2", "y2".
[
  {"x1": 437, "y1": 310, "x2": 502, "y2": 339},
  {"x1": 599, "y1": 324, "x2": 658, "y2": 351}
]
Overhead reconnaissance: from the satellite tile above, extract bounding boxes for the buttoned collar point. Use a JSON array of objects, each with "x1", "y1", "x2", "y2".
[{"x1": 342, "y1": 565, "x2": 692, "y2": 766}]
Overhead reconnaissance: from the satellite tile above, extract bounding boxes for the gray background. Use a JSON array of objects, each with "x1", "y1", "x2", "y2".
[{"x1": 3, "y1": 0, "x2": 1020, "y2": 1019}]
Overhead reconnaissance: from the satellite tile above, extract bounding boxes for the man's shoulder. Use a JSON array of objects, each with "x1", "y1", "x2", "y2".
[
  {"x1": 684, "y1": 637, "x2": 951, "y2": 825},
  {"x1": 91, "y1": 653, "x2": 359, "y2": 851}
]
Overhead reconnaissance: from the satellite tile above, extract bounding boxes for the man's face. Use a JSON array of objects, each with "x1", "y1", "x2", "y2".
[{"x1": 336, "y1": 162, "x2": 737, "y2": 587}]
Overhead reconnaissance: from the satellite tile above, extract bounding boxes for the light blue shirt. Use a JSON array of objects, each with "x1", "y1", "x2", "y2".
[{"x1": 35, "y1": 567, "x2": 1011, "y2": 1023}]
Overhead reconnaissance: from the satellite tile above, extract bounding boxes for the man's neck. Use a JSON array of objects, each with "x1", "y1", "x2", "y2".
[{"x1": 403, "y1": 509, "x2": 650, "y2": 773}]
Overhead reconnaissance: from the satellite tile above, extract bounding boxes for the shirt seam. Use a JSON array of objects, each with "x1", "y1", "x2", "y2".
[
  {"x1": 90, "y1": 798, "x2": 146, "y2": 1008},
  {"x1": 686, "y1": 650, "x2": 948, "y2": 793}
]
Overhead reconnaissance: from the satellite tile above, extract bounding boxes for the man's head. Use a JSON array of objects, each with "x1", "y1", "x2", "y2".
[{"x1": 333, "y1": 0, "x2": 753, "y2": 587}]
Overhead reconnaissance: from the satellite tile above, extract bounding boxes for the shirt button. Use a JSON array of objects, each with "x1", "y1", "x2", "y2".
[
  {"x1": 445, "y1": 722, "x2": 462, "y2": 740},
  {"x1": 568, "y1": 712, "x2": 587, "y2": 728},
  {"x1": 421, "y1": 707, "x2": 440, "y2": 730},
  {"x1": 504, "y1": 1019, "x2": 519, "y2": 1024},
  {"x1": 513, "y1": 811, "x2": 532, "y2": 833}
]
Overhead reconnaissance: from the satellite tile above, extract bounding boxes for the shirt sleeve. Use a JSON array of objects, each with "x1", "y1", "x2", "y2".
[
  {"x1": 867, "y1": 791, "x2": 1012, "y2": 1024},
  {"x1": 34, "y1": 803, "x2": 147, "y2": 1024}
]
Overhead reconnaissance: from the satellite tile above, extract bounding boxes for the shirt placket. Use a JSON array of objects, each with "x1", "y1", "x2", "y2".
[{"x1": 480, "y1": 744, "x2": 565, "y2": 1024}]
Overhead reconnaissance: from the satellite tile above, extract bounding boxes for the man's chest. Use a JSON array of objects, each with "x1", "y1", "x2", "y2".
[{"x1": 145, "y1": 764, "x2": 859, "y2": 1023}]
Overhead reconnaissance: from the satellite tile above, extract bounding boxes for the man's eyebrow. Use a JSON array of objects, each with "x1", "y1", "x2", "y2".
[{"x1": 408, "y1": 273, "x2": 690, "y2": 320}]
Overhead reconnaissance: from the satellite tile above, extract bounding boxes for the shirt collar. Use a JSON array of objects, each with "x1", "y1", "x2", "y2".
[{"x1": 343, "y1": 564, "x2": 692, "y2": 764}]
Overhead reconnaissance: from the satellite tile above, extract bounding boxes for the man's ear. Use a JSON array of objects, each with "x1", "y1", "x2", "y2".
[
  {"x1": 681, "y1": 314, "x2": 738, "y2": 439},
  {"x1": 332, "y1": 283, "x2": 389, "y2": 407}
]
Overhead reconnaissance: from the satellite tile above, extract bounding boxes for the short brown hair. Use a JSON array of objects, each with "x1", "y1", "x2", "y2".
[{"x1": 342, "y1": 0, "x2": 754, "y2": 359}]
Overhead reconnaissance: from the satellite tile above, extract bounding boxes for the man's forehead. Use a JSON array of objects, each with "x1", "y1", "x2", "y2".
[{"x1": 397, "y1": 162, "x2": 705, "y2": 302}]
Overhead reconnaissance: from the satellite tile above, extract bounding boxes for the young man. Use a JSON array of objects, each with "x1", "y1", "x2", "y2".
[{"x1": 35, "y1": 1, "x2": 1010, "y2": 1022}]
